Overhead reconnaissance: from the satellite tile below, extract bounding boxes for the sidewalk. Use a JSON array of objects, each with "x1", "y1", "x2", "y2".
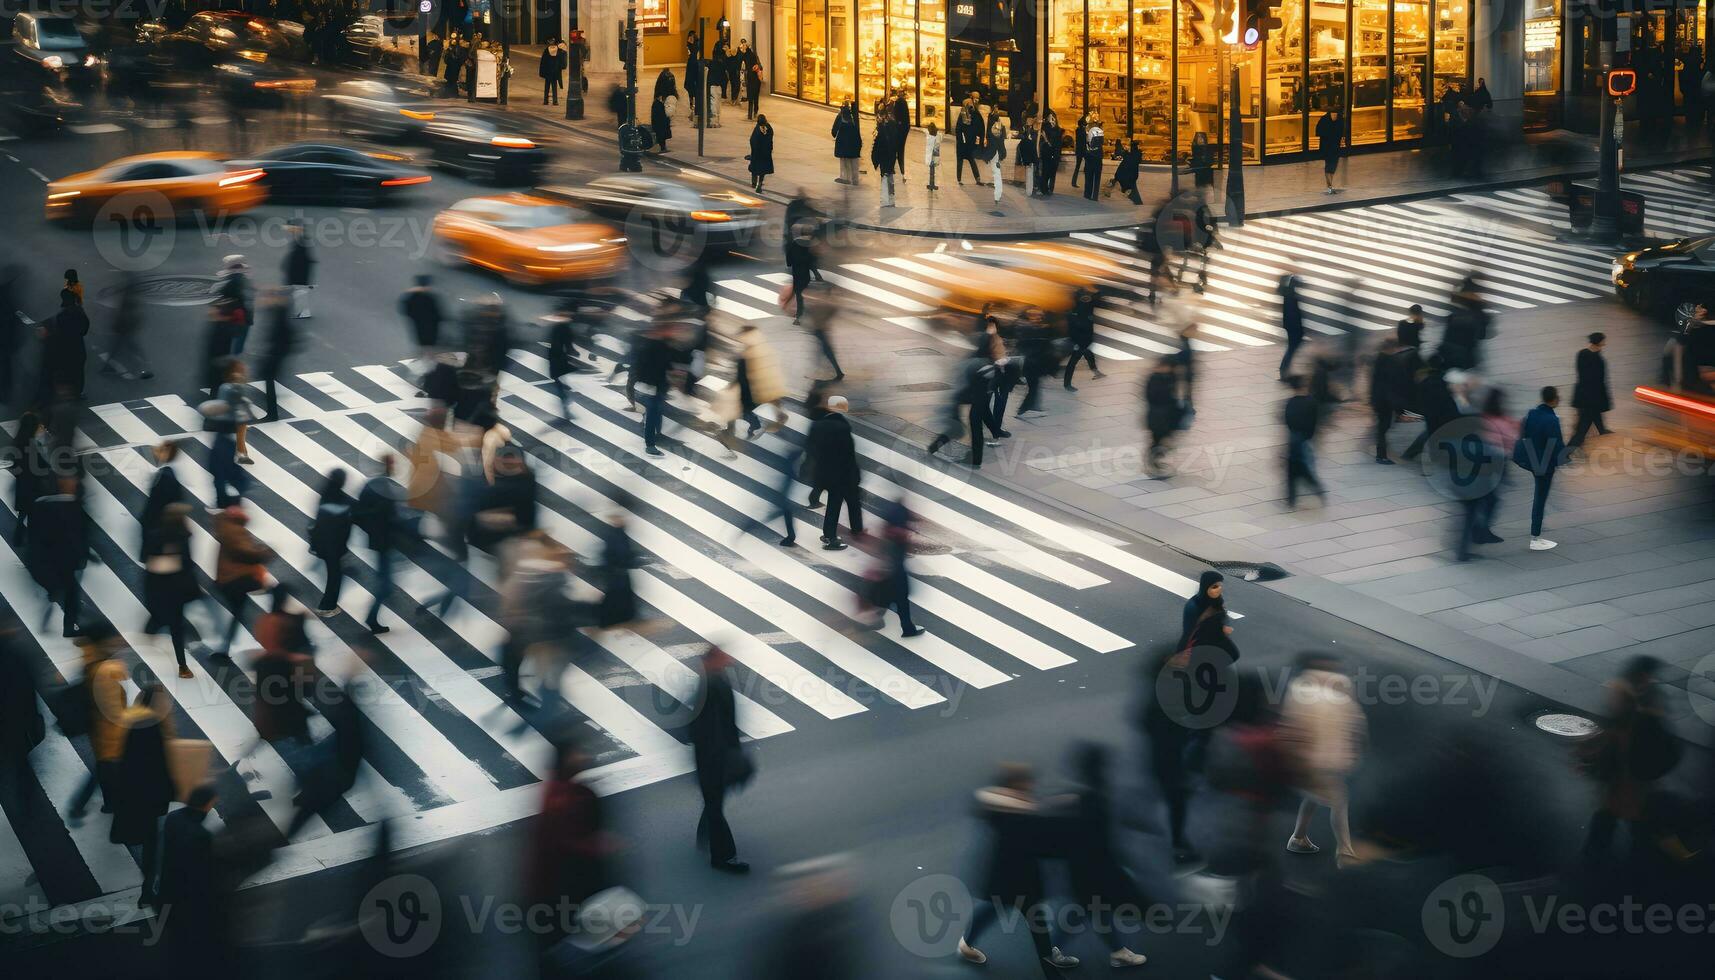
[{"x1": 502, "y1": 48, "x2": 1714, "y2": 238}]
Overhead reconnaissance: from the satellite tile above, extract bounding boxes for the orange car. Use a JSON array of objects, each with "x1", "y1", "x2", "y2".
[
  {"x1": 45, "y1": 151, "x2": 265, "y2": 224},
  {"x1": 431, "y1": 194, "x2": 628, "y2": 287},
  {"x1": 1633, "y1": 385, "x2": 1715, "y2": 459},
  {"x1": 931, "y1": 241, "x2": 1129, "y2": 318}
]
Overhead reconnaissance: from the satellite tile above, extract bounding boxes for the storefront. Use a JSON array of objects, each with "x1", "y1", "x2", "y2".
[
  {"x1": 772, "y1": 0, "x2": 949, "y2": 124},
  {"x1": 1563, "y1": 0, "x2": 1707, "y2": 134}
]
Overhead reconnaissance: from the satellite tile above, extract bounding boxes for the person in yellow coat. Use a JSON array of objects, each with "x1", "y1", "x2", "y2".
[{"x1": 66, "y1": 620, "x2": 130, "y2": 821}]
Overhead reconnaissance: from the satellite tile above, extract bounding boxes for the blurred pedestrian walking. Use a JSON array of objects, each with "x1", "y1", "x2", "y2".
[
  {"x1": 1569, "y1": 332, "x2": 1612, "y2": 451},
  {"x1": 1578, "y1": 655, "x2": 1681, "y2": 861},
  {"x1": 832, "y1": 100, "x2": 861, "y2": 184},
  {"x1": 203, "y1": 359, "x2": 255, "y2": 508},
  {"x1": 38, "y1": 288, "x2": 88, "y2": 405},
  {"x1": 28, "y1": 473, "x2": 87, "y2": 637},
  {"x1": 873, "y1": 112, "x2": 897, "y2": 208},
  {"x1": 210, "y1": 506, "x2": 273, "y2": 658},
  {"x1": 956, "y1": 763, "x2": 1077, "y2": 975},
  {"x1": 100, "y1": 272, "x2": 153, "y2": 380},
  {"x1": 1283, "y1": 375, "x2": 1325, "y2": 508},
  {"x1": 65, "y1": 620, "x2": 127, "y2": 821},
  {"x1": 400, "y1": 274, "x2": 444, "y2": 392},
  {"x1": 691, "y1": 646, "x2": 751, "y2": 873},
  {"x1": 749, "y1": 114, "x2": 775, "y2": 192},
  {"x1": 256, "y1": 287, "x2": 298, "y2": 420},
  {"x1": 1439, "y1": 275, "x2": 1490, "y2": 370},
  {"x1": 144, "y1": 502, "x2": 199, "y2": 678},
  {"x1": 1514, "y1": 385, "x2": 1566, "y2": 551},
  {"x1": 1278, "y1": 274, "x2": 1305, "y2": 381},
  {"x1": 1369, "y1": 338, "x2": 1411, "y2": 464},
  {"x1": 928, "y1": 333, "x2": 999, "y2": 467},
  {"x1": 1062, "y1": 287, "x2": 1101, "y2": 389},
  {"x1": 1059, "y1": 744, "x2": 1150, "y2": 967},
  {"x1": 1143, "y1": 358, "x2": 1180, "y2": 476},
  {"x1": 112, "y1": 684, "x2": 176, "y2": 906},
  {"x1": 956, "y1": 93, "x2": 984, "y2": 185},
  {"x1": 1013, "y1": 306, "x2": 1056, "y2": 416},
  {"x1": 284, "y1": 219, "x2": 315, "y2": 319},
  {"x1": 154, "y1": 783, "x2": 219, "y2": 959},
  {"x1": 1280, "y1": 653, "x2": 1365, "y2": 867},
  {"x1": 1316, "y1": 108, "x2": 1344, "y2": 193},
  {"x1": 309, "y1": 469, "x2": 354, "y2": 617},
  {"x1": 1401, "y1": 354, "x2": 1459, "y2": 463},
  {"x1": 634, "y1": 318, "x2": 675, "y2": 458},
  {"x1": 1110, "y1": 139, "x2": 1144, "y2": 204},
  {"x1": 354, "y1": 454, "x2": 407, "y2": 634},
  {"x1": 0, "y1": 626, "x2": 39, "y2": 807},
  {"x1": 808, "y1": 396, "x2": 862, "y2": 550},
  {"x1": 864, "y1": 495, "x2": 926, "y2": 638},
  {"x1": 248, "y1": 585, "x2": 314, "y2": 754}
]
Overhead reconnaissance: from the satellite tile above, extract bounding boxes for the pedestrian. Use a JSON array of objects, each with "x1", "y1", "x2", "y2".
[
  {"x1": 1181, "y1": 570, "x2": 1224, "y2": 642},
  {"x1": 685, "y1": 46, "x2": 704, "y2": 121},
  {"x1": 650, "y1": 92, "x2": 673, "y2": 151},
  {"x1": 1439, "y1": 275, "x2": 1490, "y2": 370},
  {"x1": 353, "y1": 454, "x2": 405, "y2": 635},
  {"x1": 539, "y1": 39, "x2": 563, "y2": 105},
  {"x1": 62, "y1": 268, "x2": 82, "y2": 305},
  {"x1": 783, "y1": 192, "x2": 825, "y2": 282},
  {"x1": 65, "y1": 621, "x2": 127, "y2": 820},
  {"x1": 1013, "y1": 306, "x2": 1056, "y2": 416},
  {"x1": 726, "y1": 320, "x2": 786, "y2": 445},
  {"x1": 154, "y1": 784, "x2": 218, "y2": 955},
  {"x1": 1277, "y1": 274, "x2": 1305, "y2": 380},
  {"x1": 955, "y1": 93, "x2": 984, "y2": 185},
  {"x1": 923, "y1": 120, "x2": 942, "y2": 191},
  {"x1": 253, "y1": 288, "x2": 296, "y2": 421},
  {"x1": 8, "y1": 411, "x2": 47, "y2": 549},
  {"x1": 498, "y1": 540, "x2": 574, "y2": 705},
  {"x1": 474, "y1": 445, "x2": 538, "y2": 554},
  {"x1": 1513, "y1": 385, "x2": 1567, "y2": 552},
  {"x1": 38, "y1": 288, "x2": 88, "y2": 404},
  {"x1": 747, "y1": 114, "x2": 775, "y2": 193},
  {"x1": 1453, "y1": 388, "x2": 1512, "y2": 560},
  {"x1": 1112, "y1": 139, "x2": 1144, "y2": 204},
  {"x1": 529, "y1": 737, "x2": 616, "y2": 952},
  {"x1": 1190, "y1": 131, "x2": 1215, "y2": 190},
  {"x1": 1316, "y1": 107, "x2": 1344, "y2": 194},
  {"x1": 1369, "y1": 338, "x2": 1410, "y2": 464},
  {"x1": 928, "y1": 333, "x2": 999, "y2": 467},
  {"x1": 1396, "y1": 303, "x2": 1425, "y2": 349},
  {"x1": 1016, "y1": 114, "x2": 1039, "y2": 196},
  {"x1": 690, "y1": 646, "x2": 750, "y2": 873},
  {"x1": 111, "y1": 685, "x2": 176, "y2": 906},
  {"x1": 0, "y1": 625, "x2": 41, "y2": 805},
  {"x1": 1401, "y1": 353, "x2": 1459, "y2": 462},
  {"x1": 1577, "y1": 655, "x2": 1681, "y2": 861},
  {"x1": 785, "y1": 222, "x2": 818, "y2": 325},
  {"x1": 1082, "y1": 118, "x2": 1104, "y2": 201},
  {"x1": 1280, "y1": 653, "x2": 1366, "y2": 868},
  {"x1": 985, "y1": 314, "x2": 1021, "y2": 438},
  {"x1": 744, "y1": 60, "x2": 763, "y2": 120},
  {"x1": 213, "y1": 254, "x2": 253, "y2": 350},
  {"x1": 804, "y1": 292, "x2": 843, "y2": 380},
  {"x1": 1070, "y1": 112, "x2": 1088, "y2": 188},
  {"x1": 1144, "y1": 358, "x2": 1181, "y2": 476},
  {"x1": 400, "y1": 273, "x2": 444, "y2": 377},
  {"x1": 1283, "y1": 375, "x2": 1325, "y2": 508},
  {"x1": 0, "y1": 263, "x2": 21, "y2": 406},
  {"x1": 284, "y1": 220, "x2": 315, "y2": 319},
  {"x1": 955, "y1": 763, "x2": 1078, "y2": 976},
  {"x1": 143, "y1": 502, "x2": 198, "y2": 679},
  {"x1": 891, "y1": 88, "x2": 911, "y2": 179},
  {"x1": 873, "y1": 111, "x2": 897, "y2": 208},
  {"x1": 832, "y1": 100, "x2": 862, "y2": 184},
  {"x1": 809, "y1": 396, "x2": 862, "y2": 550},
  {"x1": 27, "y1": 474, "x2": 86, "y2": 637},
  {"x1": 307, "y1": 469, "x2": 354, "y2": 618},
  {"x1": 986, "y1": 113, "x2": 1008, "y2": 208},
  {"x1": 202, "y1": 360, "x2": 253, "y2": 511},
  {"x1": 1062, "y1": 287, "x2": 1102, "y2": 389},
  {"x1": 210, "y1": 506, "x2": 273, "y2": 658},
  {"x1": 866, "y1": 495, "x2": 927, "y2": 638},
  {"x1": 1569, "y1": 332, "x2": 1612, "y2": 450},
  {"x1": 100, "y1": 272, "x2": 153, "y2": 381},
  {"x1": 1469, "y1": 76, "x2": 1493, "y2": 112},
  {"x1": 1038, "y1": 111, "x2": 1063, "y2": 195},
  {"x1": 1059, "y1": 744, "x2": 1151, "y2": 968},
  {"x1": 217, "y1": 354, "x2": 256, "y2": 470},
  {"x1": 710, "y1": 36, "x2": 730, "y2": 101},
  {"x1": 634, "y1": 318, "x2": 674, "y2": 458}
]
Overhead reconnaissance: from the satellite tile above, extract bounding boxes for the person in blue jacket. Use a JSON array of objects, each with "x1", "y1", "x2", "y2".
[{"x1": 1513, "y1": 385, "x2": 1567, "y2": 552}]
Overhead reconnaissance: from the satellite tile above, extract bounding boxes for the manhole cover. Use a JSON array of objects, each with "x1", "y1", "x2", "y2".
[
  {"x1": 895, "y1": 382, "x2": 952, "y2": 392},
  {"x1": 1533, "y1": 712, "x2": 1599, "y2": 738}
]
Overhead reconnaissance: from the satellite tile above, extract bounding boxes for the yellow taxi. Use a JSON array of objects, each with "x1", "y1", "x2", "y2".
[
  {"x1": 931, "y1": 241, "x2": 1128, "y2": 318},
  {"x1": 431, "y1": 194, "x2": 629, "y2": 287},
  {"x1": 45, "y1": 151, "x2": 265, "y2": 224}
]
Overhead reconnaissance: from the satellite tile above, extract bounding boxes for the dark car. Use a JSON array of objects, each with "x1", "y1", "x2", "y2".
[
  {"x1": 7, "y1": 13, "x2": 100, "y2": 89},
  {"x1": 420, "y1": 109, "x2": 549, "y2": 184},
  {"x1": 0, "y1": 77, "x2": 82, "y2": 132},
  {"x1": 151, "y1": 11, "x2": 304, "y2": 69},
  {"x1": 323, "y1": 78, "x2": 438, "y2": 140},
  {"x1": 213, "y1": 56, "x2": 314, "y2": 106},
  {"x1": 537, "y1": 174, "x2": 765, "y2": 260},
  {"x1": 1613, "y1": 235, "x2": 1715, "y2": 317},
  {"x1": 335, "y1": 14, "x2": 419, "y2": 70},
  {"x1": 226, "y1": 142, "x2": 430, "y2": 205}
]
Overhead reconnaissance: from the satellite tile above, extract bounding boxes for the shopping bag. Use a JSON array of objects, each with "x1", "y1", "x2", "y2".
[{"x1": 166, "y1": 738, "x2": 214, "y2": 803}]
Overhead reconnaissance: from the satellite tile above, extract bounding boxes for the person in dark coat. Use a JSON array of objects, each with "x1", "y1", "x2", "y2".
[
  {"x1": 956, "y1": 763, "x2": 1073, "y2": 975},
  {"x1": 871, "y1": 106, "x2": 898, "y2": 207},
  {"x1": 1569, "y1": 332, "x2": 1612, "y2": 450},
  {"x1": 594, "y1": 507, "x2": 641, "y2": 629},
  {"x1": 309, "y1": 469, "x2": 354, "y2": 617},
  {"x1": 529, "y1": 738, "x2": 616, "y2": 949},
  {"x1": 1144, "y1": 358, "x2": 1180, "y2": 475},
  {"x1": 1181, "y1": 570, "x2": 1224, "y2": 644},
  {"x1": 654, "y1": 66, "x2": 678, "y2": 102},
  {"x1": 710, "y1": 38, "x2": 730, "y2": 100},
  {"x1": 890, "y1": 89, "x2": 911, "y2": 178},
  {"x1": 1111, "y1": 139, "x2": 1144, "y2": 204},
  {"x1": 27, "y1": 475, "x2": 86, "y2": 637},
  {"x1": 100, "y1": 272, "x2": 152, "y2": 380},
  {"x1": 1039, "y1": 111, "x2": 1064, "y2": 195},
  {"x1": 1439, "y1": 277, "x2": 1490, "y2": 370},
  {"x1": 39, "y1": 289, "x2": 89, "y2": 403},
  {"x1": 1278, "y1": 274, "x2": 1305, "y2": 380},
  {"x1": 1315, "y1": 108, "x2": 1344, "y2": 193},
  {"x1": 807, "y1": 396, "x2": 862, "y2": 549},
  {"x1": 1284, "y1": 374, "x2": 1325, "y2": 508},
  {"x1": 1013, "y1": 306, "x2": 1056, "y2": 414},
  {"x1": 400, "y1": 274, "x2": 444, "y2": 362},
  {"x1": 284, "y1": 221, "x2": 315, "y2": 319},
  {"x1": 748, "y1": 114, "x2": 775, "y2": 192},
  {"x1": 254, "y1": 288, "x2": 297, "y2": 421},
  {"x1": 928, "y1": 334, "x2": 1000, "y2": 467},
  {"x1": 1396, "y1": 303, "x2": 1426, "y2": 349},
  {"x1": 1514, "y1": 386, "x2": 1567, "y2": 551},
  {"x1": 1070, "y1": 113, "x2": 1088, "y2": 187},
  {"x1": 685, "y1": 50, "x2": 704, "y2": 121},
  {"x1": 633, "y1": 320, "x2": 674, "y2": 456},
  {"x1": 869, "y1": 496, "x2": 926, "y2": 637},
  {"x1": 1061, "y1": 744, "x2": 1151, "y2": 967},
  {"x1": 138, "y1": 440, "x2": 186, "y2": 559},
  {"x1": 473, "y1": 446, "x2": 537, "y2": 553},
  {"x1": 744, "y1": 60, "x2": 763, "y2": 119},
  {"x1": 143, "y1": 503, "x2": 198, "y2": 678},
  {"x1": 650, "y1": 93, "x2": 673, "y2": 151},
  {"x1": 1062, "y1": 288, "x2": 1100, "y2": 388},
  {"x1": 955, "y1": 93, "x2": 984, "y2": 184},
  {"x1": 1402, "y1": 354, "x2": 1460, "y2": 462},
  {"x1": 111, "y1": 687, "x2": 175, "y2": 906},
  {"x1": 689, "y1": 646, "x2": 748, "y2": 873},
  {"x1": 0, "y1": 625, "x2": 42, "y2": 804},
  {"x1": 1082, "y1": 119, "x2": 1104, "y2": 201},
  {"x1": 0, "y1": 263, "x2": 23, "y2": 405},
  {"x1": 354, "y1": 454, "x2": 405, "y2": 634},
  {"x1": 539, "y1": 39, "x2": 563, "y2": 105},
  {"x1": 831, "y1": 101, "x2": 863, "y2": 184},
  {"x1": 154, "y1": 784, "x2": 218, "y2": 948},
  {"x1": 1579, "y1": 656, "x2": 1681, "y2": 861},
  {"x1": 1189, "y1": 131, "x2": 1215, "y2": 189},
  {"x1": 1369, "y1": 338, "x2": 1412, "y2": 464}
]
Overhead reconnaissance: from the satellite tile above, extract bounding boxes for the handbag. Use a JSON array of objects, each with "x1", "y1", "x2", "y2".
[
  {"x1": 723, "y1": 745, "x2": 755, "y2": 789},
  {"x1": 53, "y1": 680, "x2": 91, "y2": 737}
]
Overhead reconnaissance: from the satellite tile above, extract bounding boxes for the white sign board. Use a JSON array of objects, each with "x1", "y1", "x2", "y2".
[{"x1": 476, "y1": 48, "x2": 498, "y2": 99}]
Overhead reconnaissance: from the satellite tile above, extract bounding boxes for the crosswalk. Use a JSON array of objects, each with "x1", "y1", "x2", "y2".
[{"x1": 0, "y1": 336, "x2": 1205, "y2": 923}]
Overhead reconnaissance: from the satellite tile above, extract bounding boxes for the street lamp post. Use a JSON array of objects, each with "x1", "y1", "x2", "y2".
[
  {"x1": 618, "y1": 0, "x2": 642, "y2": 171},
  {"x1": 1591, "y1": 10, "x2": 1620, "y2": 242},
  {"x1": 1224, "y1": 38, "x2": 1245, "y2": 227}
]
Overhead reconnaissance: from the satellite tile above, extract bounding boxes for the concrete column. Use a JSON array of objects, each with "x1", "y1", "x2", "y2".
[
  {"x1": 586, "y1": 0, "x2": 623, "y2": 75},
  {"x1": 1473, "y1": 0, "x2": 1526, "y2": 134}
]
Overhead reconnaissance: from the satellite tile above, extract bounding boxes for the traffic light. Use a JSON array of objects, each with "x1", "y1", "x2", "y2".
[
  {"x1": 1605, "y1": 68, "x2": 1637, "y2": 97},
  {"x1": 1248, "y1": 0, "x2": 1285, "y2": 38}
]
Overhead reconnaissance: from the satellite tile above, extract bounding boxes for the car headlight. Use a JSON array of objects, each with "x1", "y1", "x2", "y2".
[
  {"x1": 539, "y1": 242, "x2": 600, "y2": 253},
  {"x1": 42, "y1": 55, "x2": 63, "y2": 69},
  {"x1": 1611, "y1": 260, "x2": 1625, "y2": 284},
  {"x1": 84, "y1": 54, "x2": 99, "y2": 68}
]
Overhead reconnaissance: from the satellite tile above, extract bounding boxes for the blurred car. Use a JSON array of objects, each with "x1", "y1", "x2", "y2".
[
  {"x1": 323, "y1": 78, "x2": 438, "y2": 140},
  {"x1": 420, "y1": 109, "x2": 549, "y2": 184},
  {"x1": 45, "y1": 151, "x2": 266, "y2": 224},
  {"x1": 335, "y1": 14, "x2": 419, "y2": 70},
  {"x1": 928, "y1": 241, "x2": 1129, "y2": 317},
  {"x1": 0, "y1": 77, "x2": 83, "y2": 132},
  {"x1": 226, "y1": 142, "x2": 429, "y2": 205},
  {"x1": 149, "y1": 11, "x2": 304, "y2": 68},
  {"x1": 213, "y1": 57, "x2": 315, "y2": 105},
  {"x1": 431, "y1": 193, "x2": 627, "y2": 286},
  {"x1": 1632, "y1": 384, "x2": 1715, "y2": 459},
  {"x1": 536, "y1": 174, "x2": 765, "y2": 255},
  {"x1": 103, "y1": 38, "x2": 189, "y2": 99},
  {"x1": 7, "y1": 12, "x2": 101, "y2": 89},
  {"x1": 1613, "y1": 236, "x2": 1715, "y2": 318}
]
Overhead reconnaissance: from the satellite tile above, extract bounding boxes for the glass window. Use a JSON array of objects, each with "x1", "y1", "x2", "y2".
[
  {"x1": 1265, "y1": 0, "x2": 1306, "y2": 155},
  {"x1": 1177, "y1": 0, "x2": 1223, "y2": 160},
  {"x1": 1433, "y1": 0, "x2": 1467, "y2": 105},
  {"x1": 1524, "y1": 0, "x2": 1561, "y2": 95},
  {"x1": 775, "y1": 0, "x2": 799, "y2": 97},
  {"x1": 802, "y1": 0, "x2": 827, "y2": 102},
  {"x1": 1132, "y1": 0, "x2": 1173, "y2": 160},
  {"x1": 830, "y1": 0, "x2": 856, "y2": 104},
  {"x1": 920, "y1": 0, "x2": 947, "y2": 125},
  {"x1": 1236, "y1": 37, "x2": 1262, "y2": 162},
  {"x1": 1048, "y1": 0, "x2": 1088, "y2": 134},
  {"x1": 859, "y1": 0, "x2": 886, "y2": 112},
  {"x1": 1350, "y1": 0, "x2": 1387, "y2": 144},
  {"x1": 889, "y1": 0, "x2": 919, "y2": 122},
  {"x1": 1307, "y1": 0, "x2": 1347, "y2": 119},
  {"x1": 1393, "y1": 0, "x2": 1429, "y2": 139},
  {"x1": 1089, "y1": 0, "x2": 1128, "y2": 136}
]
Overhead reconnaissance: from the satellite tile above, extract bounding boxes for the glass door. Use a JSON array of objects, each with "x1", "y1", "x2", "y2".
[
  {"x1": 858, "y1": 0, "x2": 887, "y2": 112},
  {"x1": 1393, "y1": 0, "x2": 1429, "y2": 138},
  {"x1": 1264, "y1": 0, "x2": 1308, "y2": 155},
  {"x1": 802, "y1": 0, "x2": 828, "y2": 102},
  {"x1": 1350, "y1": 0, "x2": 1388, "y2": 143},
  {"x1": 1307, "y1": 0, "x2": 1347, "y2": 121},
  {"x1": 1133, "y1": 0, "x2": 1174, "y2": 158},
  {"x1": 830, "y1": 0, "x2": 856, "y2": 104},
  {"x1": 888, "y1": 0, "x2": 920, "y2": 121},
  {"x1": 920, "y1": 0, "x2": 947, "y2": 125}
]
